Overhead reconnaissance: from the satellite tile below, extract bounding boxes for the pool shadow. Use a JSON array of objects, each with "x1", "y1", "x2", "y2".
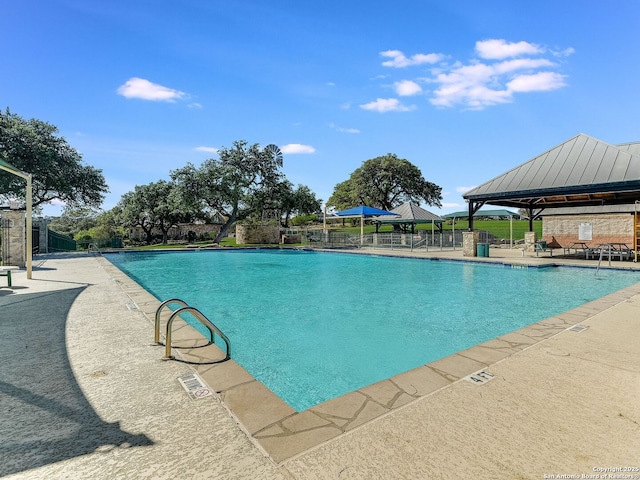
[{"x1": 0, "y1": 287, "x2": 154, "y2": 476}]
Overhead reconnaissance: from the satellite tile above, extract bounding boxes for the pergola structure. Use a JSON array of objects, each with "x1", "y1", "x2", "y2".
[
  {"x1": 0, "y1": 158, "x2": 32, "y2": 279},
  {"x1": 372, "y1": 202, "x2": 444, "y2": 234},
  {"x1": 443, "y1": 209, "x2": 519, "y2": 248},
  {"x1": 463, "y1": 134, "x2": 640, "y2": 231}
]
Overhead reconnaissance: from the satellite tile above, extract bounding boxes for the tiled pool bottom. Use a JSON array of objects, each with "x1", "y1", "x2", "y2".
[{"x1": 98, "y1": 256, "x2": 640, "y2": 463}]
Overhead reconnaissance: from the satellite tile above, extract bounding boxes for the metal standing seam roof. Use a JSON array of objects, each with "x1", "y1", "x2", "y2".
[
  {"x1": 463, "y1": 134, "x2": 640, "y2": 209},
  {"x1": 373, "y1": 202, "x2": 443, "y2": 224},
  {"x1": 442, "y1": 209, "x2": 519, "y2": 219},
  {"x1": 616, "y1": 141, "x2": 640, "y2": 156},
  {"x1": 541, "y1": 204, "x2": 638, "y2": 216}
]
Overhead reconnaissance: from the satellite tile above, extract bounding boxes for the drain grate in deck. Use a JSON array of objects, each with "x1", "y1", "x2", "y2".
[
  {"x1": 126, "y1": 302, "x2": 139, "y2": 310},
  {"x1": 568, "y1": 325, "x2": 589, "y2": 333}
]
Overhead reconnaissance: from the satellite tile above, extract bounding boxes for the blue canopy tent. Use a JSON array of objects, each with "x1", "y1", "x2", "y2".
[{"x1": 335, "y1": 206, "x2": 399, "y2": 244}]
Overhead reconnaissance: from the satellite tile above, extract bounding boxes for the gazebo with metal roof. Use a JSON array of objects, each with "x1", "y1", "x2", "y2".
[
  {"x1": 372, "y1": 202, "x2": 444, "y2": 234},
  {"x1": 463, "y1": 134, "x2": 640, "y2": 232}
]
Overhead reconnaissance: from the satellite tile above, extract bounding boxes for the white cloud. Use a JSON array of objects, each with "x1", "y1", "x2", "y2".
[
  {"x1": 428, "y1": 41, "x2": 569, "y2": 109},
  {"x1": 456, "y1": 186, "x2": 476, "y2": 193},
  {"x1": 551, "y1": 47, "x2": 576, "y2": 57},
  {"x1": 475, "y1": 39, "x2": 544, "y2": 59},
  {"x1": 359, "y1": 98, "x2": 416, "y2": 112},
  {"x1": 394, "y1": 80, "x2": 422, "y2": 96},
  {"x1": 507, "y1": 72, "x2": 567, "y2": 92},
  {"x1": 329, "y1": 123, "x2": 360, "y2": 134},
  {"x1": 380, "y1": 50, "x2": 444, "y2": 68},
  {"x1": 494, "y1": 58, "x2": 556, "y2": 74},
  {"x1": 195, "y1": 146, "x2": 218, "y2": 153},
  {"x1": 364, "y1": 39, "x2": 571, "y2": 110},
  {"x1": 117, "y1": 77, "x2": 187, "y2": 102},
  {"x1": 281, "y1": 144, "x2": 316, "y2": 154},
  {"x1": 188, "y1": 102, "x2": 203, "y2": 109}
]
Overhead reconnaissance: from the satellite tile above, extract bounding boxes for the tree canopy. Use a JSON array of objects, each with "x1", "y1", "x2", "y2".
[
  {"x1": 116, "y1": 180, "x2": 191, "y2": 244},
  {"x1": 170, "y1": 140, "x2": 320, "y2": 242},
  {"x1": 327, "y1": 153, "x2": 442, "y2": 211},
  {"x1": 0, "y1": 109, "x2": 109, "y2": 209}
]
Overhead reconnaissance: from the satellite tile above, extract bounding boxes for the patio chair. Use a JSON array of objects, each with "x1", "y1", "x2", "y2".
[{"x1": 535, "y1": 241, "x2": 553, "y2": 256}]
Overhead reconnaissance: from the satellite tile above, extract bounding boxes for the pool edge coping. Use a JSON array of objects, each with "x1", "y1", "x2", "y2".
[{"x1": 97, "y1": 252, "x2": 640, "y2": 464}]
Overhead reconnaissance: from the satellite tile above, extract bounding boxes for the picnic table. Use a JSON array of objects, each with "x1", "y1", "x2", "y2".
[
  {"x1": 585, "y1": 243, "x2": 633, "y2": 261},
  {"x1": 563, "y1": 242, "x2": 590, "y2": 257}
]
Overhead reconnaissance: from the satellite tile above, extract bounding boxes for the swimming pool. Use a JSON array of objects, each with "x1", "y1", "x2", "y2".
[{"x1": 105, "y1": 249, "x2": 639, "y2": 411}]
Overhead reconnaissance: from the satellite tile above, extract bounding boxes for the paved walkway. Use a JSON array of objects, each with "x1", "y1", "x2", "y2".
[{"x1": 0, "y1": 248, "x2": 638, "y2": 479}]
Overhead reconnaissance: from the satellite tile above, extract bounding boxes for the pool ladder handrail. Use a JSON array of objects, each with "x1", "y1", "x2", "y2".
[
  {"x1": 87, "y1": 243, "x2": 102, "y2": 255},
  {"x1": 595, "y1": 244, "x2": 612, "y2": 276},
  {"x1": 155, "y1": 298, "x2": 231, "y2": 363}
]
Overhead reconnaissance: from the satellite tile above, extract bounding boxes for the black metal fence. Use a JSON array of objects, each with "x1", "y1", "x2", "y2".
[
  {"x1": 297, "y1": 229, "x2": 507, "y2": 251},
  {"x1": 75, "y1": 238, "x2": 123, "y2": 250},
  {"x1": 48, "y1": 230, "x2": 77, "y2": 252}
]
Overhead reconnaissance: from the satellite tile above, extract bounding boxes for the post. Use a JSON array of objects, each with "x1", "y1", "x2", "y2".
[
  {"x1": 0, "y1": 162, "x2": 32, "y2": 279},
  {"x1": 323, "y1": 205, "x2": 327, "y2": 235},
  {"x1": 26, "y1": 175, "x2": 32, "y2": 279}
]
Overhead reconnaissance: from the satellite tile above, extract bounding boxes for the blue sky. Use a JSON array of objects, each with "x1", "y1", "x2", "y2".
[{"x1": 3, "y1": 1, "x2": 640, "y2": 217}]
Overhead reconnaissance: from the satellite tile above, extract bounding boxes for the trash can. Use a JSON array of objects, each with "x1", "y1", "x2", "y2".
[{"x1": 477, "y1": 243, "x2": 489, "y2": 257}]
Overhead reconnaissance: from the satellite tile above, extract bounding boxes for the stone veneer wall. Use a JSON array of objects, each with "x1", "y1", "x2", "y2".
[
  {"x1": 236, "y1": 223, "x2": 280, "y2": 244},
  {"x1": 542, "y1": 213, "x2": 633, "y2": 247},
  {"x1": 1, "y1": 210, "x2": 26, "y2": 267},
  {"x1": 524, "y1": 231, "x2": 537, "y2": 252},
  {"x1": 128, "y1": 223, "x2": 221, "y2": 242},
  {"x1": 462, "y1": 230, "x2": 479, "y2": 257}
]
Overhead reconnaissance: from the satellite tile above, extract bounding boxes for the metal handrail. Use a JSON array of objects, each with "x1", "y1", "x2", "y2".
[
  {"x1": 87, "y1": 243, "x2": 102, "y2": 255},
  {"x1": 412, "y1": 235, "x2": 427, "y2": 250},
  {"x1": 595, "y1": 245, "x2": 610, "y2": 276},
  {"x1": 154, "y1": 298, "x2": 189, "y2": 344},
  {"x1": 163, "y1": 306, "x2": 231, "y2": 362}
]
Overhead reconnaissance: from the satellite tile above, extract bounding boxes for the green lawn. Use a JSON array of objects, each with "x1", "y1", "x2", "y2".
[{"x1": 112, "y1": 219, "x2": 541, "y2": 250}]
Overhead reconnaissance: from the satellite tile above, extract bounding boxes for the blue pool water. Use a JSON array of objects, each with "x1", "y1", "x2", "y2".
[{"x1": 105, "y1": 249, "x2": 639, "y2": 411}]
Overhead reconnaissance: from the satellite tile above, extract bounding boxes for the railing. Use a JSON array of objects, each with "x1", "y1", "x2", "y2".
[
  {"x1": 155, "y1": 298, "x2": 231, "y2": 364},
  {"x1": 305, "y1": 231, "x2": 466, "y2": 250},
  {"x1": 48, "y1": 229, "x2": 77, "y2": 252},
  {"x1": 77, "y1": 238, "x2": 123, "y2": 250},
  {"x1": 155, "y1": 298, "x2": 189, "y2": 343},
  {"x1": 87, "y1": 243, "x2": 102, "y2": 255}
]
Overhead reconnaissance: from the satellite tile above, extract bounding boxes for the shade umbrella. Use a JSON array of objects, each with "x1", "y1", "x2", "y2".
[{"x1": 335, "y1": 206, "x2": 399, "y2": 244}]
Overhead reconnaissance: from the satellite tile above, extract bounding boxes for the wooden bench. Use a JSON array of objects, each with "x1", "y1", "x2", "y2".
[{"x1": 0, "y1": 266, "x2": 19, "y2": 287}]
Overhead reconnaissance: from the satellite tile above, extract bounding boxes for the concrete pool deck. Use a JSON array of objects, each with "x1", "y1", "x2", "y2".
[{"x1": 1, "y1": 247, "x2": 638, "y2": 479}]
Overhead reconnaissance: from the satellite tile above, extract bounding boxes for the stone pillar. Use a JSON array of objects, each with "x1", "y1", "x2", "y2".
[
  {"x1": 462, "y1": 230, "x2": 480, "y2": 257},
  {"x1": 524, "y1": 231, "x2": 537, "y2": 252},
  {"x1": 1, "y1": 210, "x2": 26, "y2": 267},
  {"x1": 39, "y1": 218, "x2": 49, "y2": 254},
  {"x1": 236, "y1": 223, "x2": 280, "y2": 244}
]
